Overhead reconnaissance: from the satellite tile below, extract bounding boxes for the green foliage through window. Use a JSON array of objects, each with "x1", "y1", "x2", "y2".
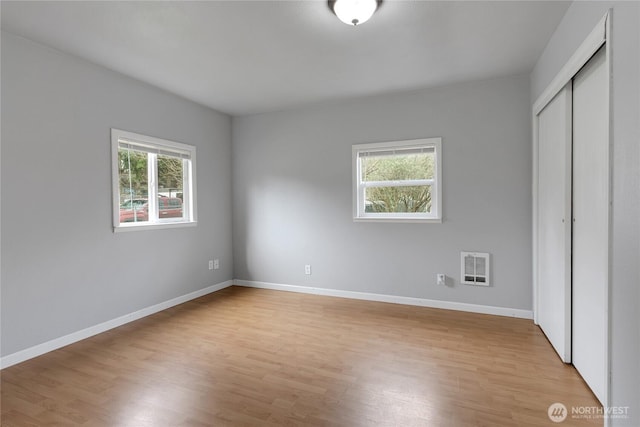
[
  {"x1": 362, "y1": 152, "x2": 434, "y2": 182},
  {"x1": 158, "y1": 154, "x2": 183, "y2": 197},
  {"x1": 119, "y1": 149, "x2": 148, "y2": 201},
  {"x1": 362, "y1": 151, "x2": 434, "y2": 213}
]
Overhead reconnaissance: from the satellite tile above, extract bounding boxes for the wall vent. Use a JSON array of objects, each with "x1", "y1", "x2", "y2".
[{"x1": 461, "y1": 252, "x2": 490, "y2": 286}]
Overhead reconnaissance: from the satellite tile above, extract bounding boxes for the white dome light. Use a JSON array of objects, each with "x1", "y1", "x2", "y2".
[{"x1": 332, "y1": 0, "x2": 379, "y2": 26}]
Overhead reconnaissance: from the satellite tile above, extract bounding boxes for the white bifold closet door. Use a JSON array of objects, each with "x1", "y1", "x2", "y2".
[
  {"x1": 572, "y1": 46, "x2": 608, "y2": 405},
  {"x1": 536, "y1": 83, "x2": 572, "y2": 363}
]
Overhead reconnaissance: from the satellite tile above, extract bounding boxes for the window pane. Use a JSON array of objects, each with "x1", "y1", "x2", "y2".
[
  {"x1": 362, "y1": 151, "x2": 434, "y2": 182},
  {"x1": 118, "y1": 148, "x2": 149, "y2": 223},
  {"x1": 157, "y1": 155, "x2": 184, "y2": 219},
  {"x1": 365, "y1": 185, "x2": 432, "y2": 213}
]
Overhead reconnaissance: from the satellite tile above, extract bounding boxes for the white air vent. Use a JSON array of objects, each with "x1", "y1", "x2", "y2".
[{"x1": 461, "y1": 252, "x2": 490, "y2": 286}]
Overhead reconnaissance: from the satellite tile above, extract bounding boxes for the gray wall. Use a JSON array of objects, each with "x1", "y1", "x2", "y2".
[
  {"x1": 1, "y1": 33, "x2": 233, "y2": 357},
  {"x1": 531, "y1": 2, "x2": 640, "y2": 424},
  {"x1": 232, "y1": 74, "x2": 532, "y2": 311}
]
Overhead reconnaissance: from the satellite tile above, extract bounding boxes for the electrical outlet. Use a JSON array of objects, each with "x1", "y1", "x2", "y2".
[
  {"x1": 305, "y1": 264, "x2": 312, "y2": 275},
  {"x1": 214, "y1": 259, "x2": 219, "y2": 270},
  {"x1": 208, "y1": 260, "x2": 214, "y2": 270},
  {"x1": 437, "y1": 273, "x2": 446, "y2": 286}
]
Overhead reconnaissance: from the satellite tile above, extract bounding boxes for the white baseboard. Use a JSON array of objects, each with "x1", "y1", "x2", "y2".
[
  {"x1": 234, "y1": 280, "x2": 533, "y2": 319},
  {"x1": 0, "y1": 280, "x2": 233, "y2": 370}
]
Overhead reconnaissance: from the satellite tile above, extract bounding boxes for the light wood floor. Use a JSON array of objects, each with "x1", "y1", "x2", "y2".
[{"x1": 2, "y1": 286, "x2": 601, "y2": 426}]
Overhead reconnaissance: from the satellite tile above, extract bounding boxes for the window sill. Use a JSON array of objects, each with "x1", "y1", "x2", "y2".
[
  {"x1": 353, "y1": 217, "x2": 442, "y2": 224},
  {"x1": 114, "y1": 221, "x2": 197, "y2": 233}
]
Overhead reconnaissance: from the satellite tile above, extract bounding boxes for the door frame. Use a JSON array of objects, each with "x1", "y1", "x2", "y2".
[{"x1": 531, "y1": 10, "x2": 612, "y2": 409}]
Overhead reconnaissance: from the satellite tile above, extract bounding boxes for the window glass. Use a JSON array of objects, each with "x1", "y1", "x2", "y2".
[
  {"x1": 364, "y1": 185, "x2": 432, "y2": 213},
  {"x1": 361, "y1": 150, "x2": 434, "y2": 182},
  {"x1": 158, "y1": 154, "x2": 184, "y2": 219},
  {"x1": 118, "y1": 148, "x2": 148, "y2": 223}
]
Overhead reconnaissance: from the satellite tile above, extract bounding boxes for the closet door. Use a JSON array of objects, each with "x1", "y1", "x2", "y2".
[
  {"x1": 572, "y1": 46, "x2": 608, "y2": 405},
  {"x1": 536, "y1": 83, "x2": 572, "y2": 363}
]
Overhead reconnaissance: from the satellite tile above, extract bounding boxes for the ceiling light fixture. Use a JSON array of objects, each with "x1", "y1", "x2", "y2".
[{"x1": 329, "y1": 0, "x2": 380, "y2": 26}]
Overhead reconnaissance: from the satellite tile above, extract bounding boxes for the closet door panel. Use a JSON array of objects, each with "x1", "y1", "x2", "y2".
[
  {"x1": 536, "y1": 83, "x2": 572, "y2": 362},
  {"x1": 572, "y1": 46, "x2": 608, "y2": 405}
]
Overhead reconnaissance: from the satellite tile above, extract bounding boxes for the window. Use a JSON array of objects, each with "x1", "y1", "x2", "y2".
[
  {"x1": 352, "y1": 137, "x2": 442, "y2": 222},
  {"x1": 111, "y1": 129, "x2": 197, "y2": 231}
]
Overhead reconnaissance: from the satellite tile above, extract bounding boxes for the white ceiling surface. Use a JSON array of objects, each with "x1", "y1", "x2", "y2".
[{"x1": 1, "y1": 1, "x2": 570, "y2": 116}]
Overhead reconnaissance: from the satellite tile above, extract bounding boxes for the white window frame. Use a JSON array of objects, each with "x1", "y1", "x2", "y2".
[
  {"x1": 352, "y1": 137, "x2": 442, "y2": 222},
  {"x1": 111, "y1": 128, "x2": 197, "y2": 232}
]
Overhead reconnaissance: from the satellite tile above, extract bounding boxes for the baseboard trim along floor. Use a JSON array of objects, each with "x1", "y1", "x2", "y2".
[
  {"x1": 234, "y1": 280, "x2": 533, "y2": 320},
  {"x1": 0, "y1": 280, "x2": 234, "y2": 369}
]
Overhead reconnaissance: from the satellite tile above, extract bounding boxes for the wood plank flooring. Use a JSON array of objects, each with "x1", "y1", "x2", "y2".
[{"x1": 1, "y1": 286, "x2": 601, "y2": 426}]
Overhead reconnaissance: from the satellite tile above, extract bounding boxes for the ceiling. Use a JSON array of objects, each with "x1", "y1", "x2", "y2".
[{"x1": 1, "y1": 1, "x2": 570, "y2": 116}]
